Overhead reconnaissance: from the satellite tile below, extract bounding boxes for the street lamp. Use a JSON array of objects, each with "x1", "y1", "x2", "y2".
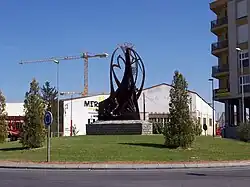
[
  {"x1": 236, "y1": 47, "x2": 245, "y2": 123},
  {"x1": 208, "y1": 78, "x2": 215, "y2": 137},
  {"x1": 60, "y1": 91, "x2": 82, "y2": 136},
  {"x1": 20, "y1": 58, "x2": 61, "y2": 137},
  {"x1": 53, "y1": 60, "x2": 60, "y2": 137}
]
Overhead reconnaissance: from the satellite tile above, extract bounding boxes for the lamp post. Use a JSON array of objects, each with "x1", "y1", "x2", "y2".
[
  {"x1": 53, "y1": 60, "x2": 60, "y2": 137},
  {"x1": 60, "y1": 91, "x2": 82, "y2": 136},
  {"x1": 209, "y1": 78, "x2": 215, "y2": 137},
  {"x1": 236, "y1": 47, "x2": 245, "y2": 123},
  {"x1": 20, "y1": 59, "x2": 61, "y2": 137}
]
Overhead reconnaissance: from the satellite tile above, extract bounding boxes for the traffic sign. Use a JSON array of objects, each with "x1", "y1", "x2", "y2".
[{"x1": 44, "y1": 111, "x2": 53, "y2": 126}]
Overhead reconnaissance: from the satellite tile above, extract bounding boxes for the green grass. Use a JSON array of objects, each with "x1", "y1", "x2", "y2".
[{"x1": 0, "y1": 135, "x2": 250, "y2": 163}]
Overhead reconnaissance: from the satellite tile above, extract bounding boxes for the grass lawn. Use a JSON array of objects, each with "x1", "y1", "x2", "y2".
[{"x1": 0, "y1": 135, "x2": 250, "y2": 163}]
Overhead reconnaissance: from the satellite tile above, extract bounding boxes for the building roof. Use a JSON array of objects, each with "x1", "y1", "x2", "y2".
[{"x1": 60, "y1": 83, "x2": 213, "y2": 110}]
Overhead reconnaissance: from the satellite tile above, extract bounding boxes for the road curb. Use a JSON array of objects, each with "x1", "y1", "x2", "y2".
[{"x1": 1, "y1": 162, "x2": 250, "y2": 170}]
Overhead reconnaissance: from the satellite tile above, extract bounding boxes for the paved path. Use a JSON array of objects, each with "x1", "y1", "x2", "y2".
[{"x1": 1, "y1": 167, "x2": 250, "y2": 187}]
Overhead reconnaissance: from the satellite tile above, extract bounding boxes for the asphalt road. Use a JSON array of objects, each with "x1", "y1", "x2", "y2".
[{"x1": 1, "y1": 167, "x2": 250, "y2": 187}]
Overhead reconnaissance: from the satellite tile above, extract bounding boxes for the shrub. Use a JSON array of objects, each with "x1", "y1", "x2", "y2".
[
  {"x1": 0, "y1": 91, "x2": 8, "y2": 143},
  {"x1": 237, "y1": 122, "x2": 250, "y2": 142},
  {"x1": 192, "y1": 118, "x2": 202, "y2": 136},
  {"x1": 153, "y1": 122, "x2": 164, "y2": 134}
]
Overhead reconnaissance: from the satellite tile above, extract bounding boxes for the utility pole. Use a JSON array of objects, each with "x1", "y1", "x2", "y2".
[
  {"x1": 60, "y1": 91, "x2": 82, "y2": 136},
  {"x1": 209, "y1": 78, "x2": 215, "y2": 137},
  {"x1": 143, "y1": 92, "x2": 146, "y2": 120},
  {"x1": 236, "y1": 47, "x2": 245, "y2": 123}
]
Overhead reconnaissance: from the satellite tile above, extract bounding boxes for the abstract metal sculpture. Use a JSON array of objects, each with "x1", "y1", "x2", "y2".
[{"x1": 98, "y1": 44, "x2": 145, "y2": 121}]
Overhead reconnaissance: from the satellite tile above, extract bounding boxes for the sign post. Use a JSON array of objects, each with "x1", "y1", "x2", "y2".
[{"x1": 44, "y1": 111, "x2": 53, "y2": 162}]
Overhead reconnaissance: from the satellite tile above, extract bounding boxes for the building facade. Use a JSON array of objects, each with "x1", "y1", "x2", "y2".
[
  {"x1": 210, "y1": 0, "x2": 250, "y2": 128},
  {"x1": 4, "y1": 84, "x2": 215, "y2": 137},
  {"x1": 60, "y1": 83, "x2": 215, "y2": 136}
]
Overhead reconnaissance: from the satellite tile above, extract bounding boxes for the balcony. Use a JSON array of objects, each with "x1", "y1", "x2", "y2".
[
  {"x1": 210, "y1": 0, "x2": 227, "y2": 14},
  {"x1": 211, "y1": 40, "x2": 228, "y2": 56},
  {"x1": 212, "y1": 65, "x2": 229, "y2": 78},
  {"x1": 214, "y1": 87, "x2": 230, "y2": 100},
  {"x1": 211, "y1": 17, "x2": 228, "y2": 35}
]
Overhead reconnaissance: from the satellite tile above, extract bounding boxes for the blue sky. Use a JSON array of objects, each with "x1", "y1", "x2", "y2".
[{"x1": 0, "y1": 0, "x2": 223, "y2": 112}]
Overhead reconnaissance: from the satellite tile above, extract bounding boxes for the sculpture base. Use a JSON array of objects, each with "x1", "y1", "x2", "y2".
[{"x1": 86, "y1": 120, "x2": 153, "y2": 135}]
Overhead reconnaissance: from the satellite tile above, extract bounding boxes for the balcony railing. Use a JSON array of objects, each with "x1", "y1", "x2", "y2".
[
  {"x1": 212, "y1": 65, "x2": 229, "y2": 75},
  {"x1": 212, "y1": 40, "x2": 228, "y2": 52},
  {"x1": 214, "y1": 88, "x2": 230, "y2": 95},
  {"x1": 211, "y1": 17, "x2": 228, "y2": 30}
]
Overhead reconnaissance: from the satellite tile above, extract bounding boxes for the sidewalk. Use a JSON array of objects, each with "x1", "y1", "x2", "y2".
[{"x1": 1, "y1": 160, "x2": 250, "y2": 170}]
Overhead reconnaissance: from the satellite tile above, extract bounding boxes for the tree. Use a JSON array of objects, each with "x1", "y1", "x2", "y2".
[
  {"x1": 192, "y1": 117, "x2": 202, "y2": 136},
  {"x1": 20, "y1": 78, "x2": 46, "y2": 148},
  {"x1": 0, "y1": 91, "x2": 8, "y2": 143},
  {"x1": 163, "y1": 71, "x2": 195, "y2": 148},
  {"x1": 41, "y1": 81, "x2": 58, "y2": 136}
]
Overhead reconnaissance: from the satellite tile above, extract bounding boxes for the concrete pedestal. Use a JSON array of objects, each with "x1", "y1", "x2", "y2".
[{"x1": 86, "y1": 120, "x2": 153, "y2": 135}]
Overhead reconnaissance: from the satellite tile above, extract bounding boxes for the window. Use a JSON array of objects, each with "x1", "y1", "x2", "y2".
[
  {"x1": 239, "y1": 73, "x2": 250, "y2": 93},
  {"x1": 88, "y1": 119, "x2": 91, "y2": 124},
  {"x1": 240, "y1": 75, "x2": 250, "y2": 84},
  {"x1": 237, "y1": 0, "x2": 247, "y2": 19},
  {"x1": 203, "y1": 118, "x2": 206, "y2": 125},
  {"x1": 209, "y1": 118, "x2": 212, "y2": 127},
  {"x1": 198, "y1": 117, "x2": 201, "y2": 124},
  {"x1": 238, "y1": 50, "x2": 249, "y2": 68},
  {"x1": 158, "y1": 118, "x2": 163, "y2": 123},
  {"x1": 149, "y1": 118, "x2": 156, "y2": 122},
  {"x1": 237, "y1": 24, "x2": 248, "y2": 43},
  {"x1": 244, "y1": 85, "x2": 250, "y2": 92}
]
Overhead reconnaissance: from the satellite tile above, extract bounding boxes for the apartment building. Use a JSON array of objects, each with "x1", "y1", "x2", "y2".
[{"x1": 210, "y1": 0, "x2": 250, "y2": 129}]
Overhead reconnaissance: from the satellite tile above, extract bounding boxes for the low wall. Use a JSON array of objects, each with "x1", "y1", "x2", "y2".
[{"x1": 86, "y1": 120, "x2": 153, "y2": 135}]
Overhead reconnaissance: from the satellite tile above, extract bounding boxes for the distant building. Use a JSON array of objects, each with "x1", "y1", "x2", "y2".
[
  {"x1": 4, "y1": 83, "x2": 215, "y2": 137},
  {"x1": 60, "y1": 83, "x2": 215, "y2": 136}
]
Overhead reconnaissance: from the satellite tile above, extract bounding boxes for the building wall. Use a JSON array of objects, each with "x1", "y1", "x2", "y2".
[
  {"x1": 62, "y1": 94, "x2": 108, "y2": 136},
  {"x1": 228, "y1": 0, "x2": 238, "y2": 97},
  {"x1": 137, "y1": 84, "x2": 214, "y2": 136},
  {"x1": 5, "y1": 103, "x2": 24, "y2": 116},
  {"x1": 138, "y1": 84, "x2": 170, "y2": 114},
  {"x1": 193, "y1": 95, "x2": 215, "y2": 136}
]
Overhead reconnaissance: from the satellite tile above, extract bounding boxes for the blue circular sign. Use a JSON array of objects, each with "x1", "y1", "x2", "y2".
[{"x1": 44, "y1": 111, "x2": 53, "y2": 126}]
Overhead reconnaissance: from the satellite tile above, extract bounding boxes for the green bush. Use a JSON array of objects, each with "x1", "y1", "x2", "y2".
[
  {"x1": 0, "y1": 90, "x2": 8, "y2": 143},
  {"x1": 153, "y1": 122, "x2": 164, "y2": 134},
  {"x1": 163, "y1": 71, "x2": 195, "y2": 149},
  {"x1": 192, "y1": 118, "x2": 202, "y2": 136},
  {"x1": 237, "y1": 122, "x2": 250, "y2": 142}
]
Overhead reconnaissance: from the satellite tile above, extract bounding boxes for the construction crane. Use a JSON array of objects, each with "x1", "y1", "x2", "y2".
[{"x1": 20, "y1": 52, "x2": 109, "y2": 96}]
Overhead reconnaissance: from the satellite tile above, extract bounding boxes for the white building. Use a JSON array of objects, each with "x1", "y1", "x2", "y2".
[
  {"x1": 61, "y1": 83, "x2": 215, "y2": 136},
  {"x1": 6, "y1": 103, "x2": 24, "y2": 116},
  {"x1": 61, "y1": 94, "x2": 108, "y2": 136},
  {"x1": 4, "y1": 83, "x2": 214, "y2": 136}
]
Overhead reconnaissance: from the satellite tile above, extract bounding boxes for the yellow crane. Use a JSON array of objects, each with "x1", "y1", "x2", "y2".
[{"x1": 20, "y1": 52, "x2": 108, "y2": 96}]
